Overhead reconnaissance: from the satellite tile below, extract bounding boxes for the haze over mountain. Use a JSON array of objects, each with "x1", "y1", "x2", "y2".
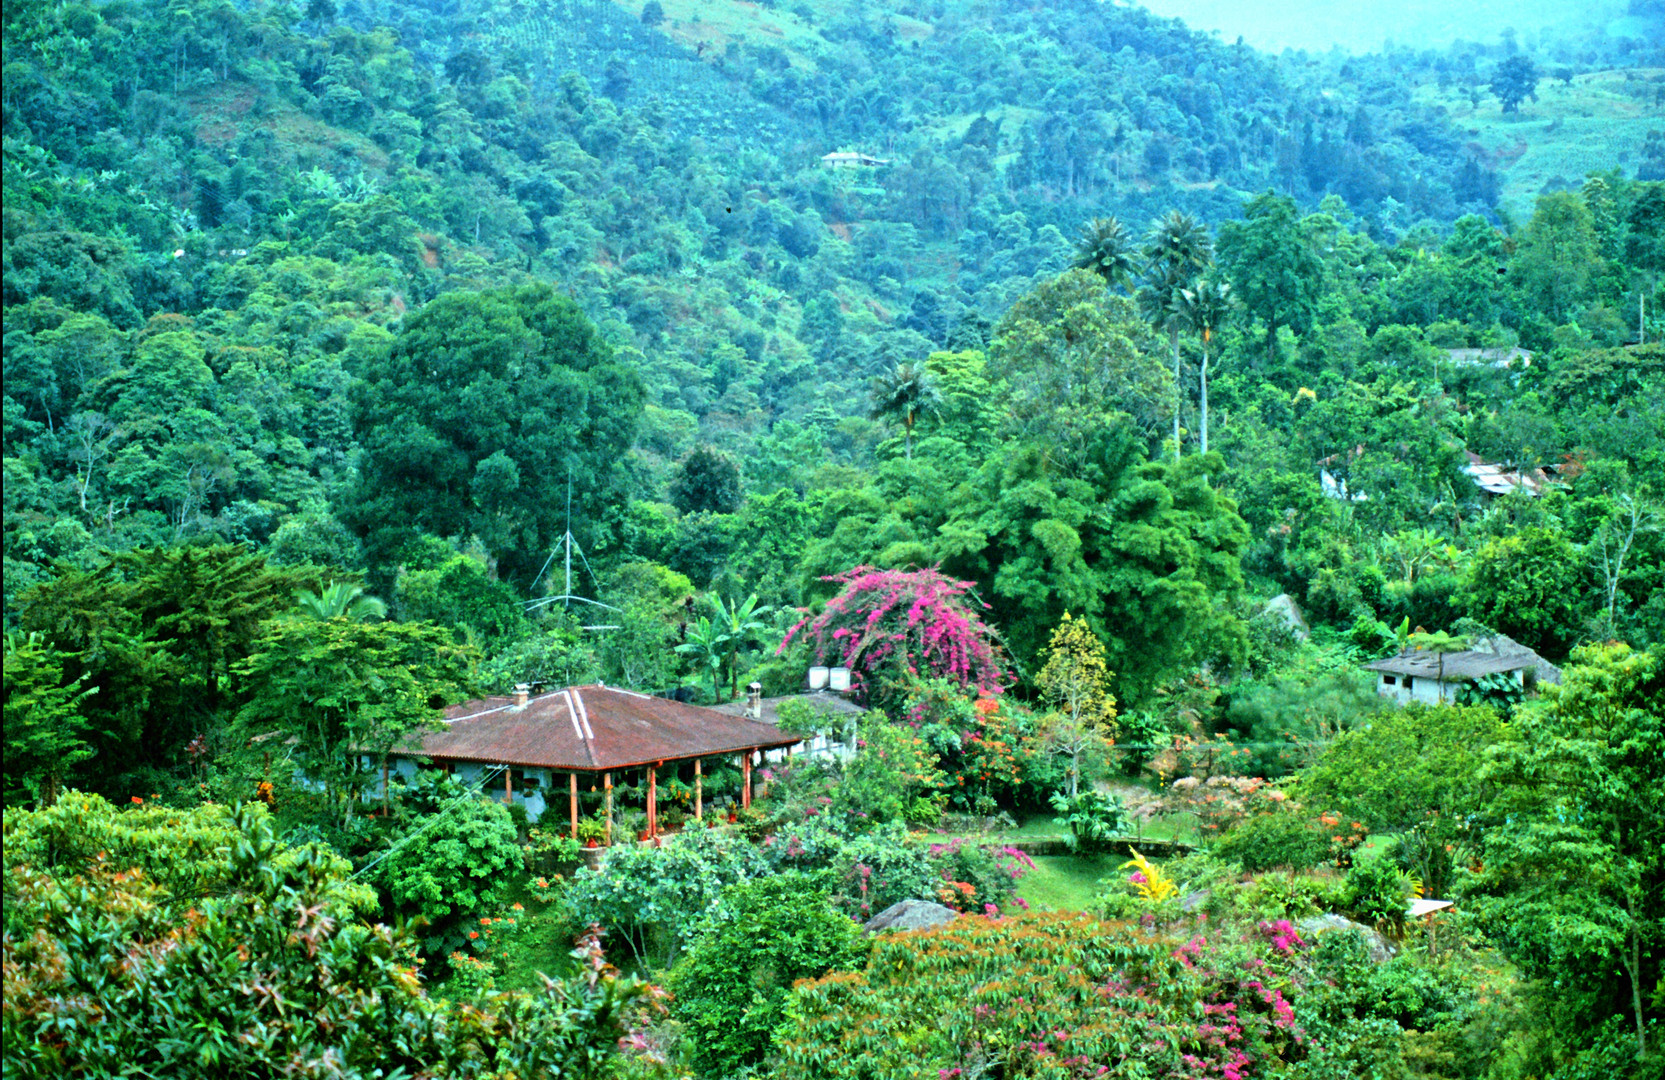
[{"x1": 1135, "y1": 0, "x2": 1641, "y2": 54}]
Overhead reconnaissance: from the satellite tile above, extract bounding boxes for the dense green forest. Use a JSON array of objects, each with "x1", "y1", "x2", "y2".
[{"x1": 4, "y1": 0, "x2": 1664, "y2": 1075}]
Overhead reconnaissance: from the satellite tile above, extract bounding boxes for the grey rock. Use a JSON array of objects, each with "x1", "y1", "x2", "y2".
[
  {"x1": 864, "y1": 899, "x2": 960, "y2": 934},
  {"x1": 1297, "y1": 914, "x2": 1396, "y2": 963},
  {"x1": 1179, "y1": 889, "x2": 1211, "y2": 912},
  {"x1": 1263, "y1": 594, "x2": 1310, "y2": 641}
]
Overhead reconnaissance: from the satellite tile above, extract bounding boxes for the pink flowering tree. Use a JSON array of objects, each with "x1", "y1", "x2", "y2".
[{"x1": 781, "y1": 566, "x2": 1011, "y2": 703}]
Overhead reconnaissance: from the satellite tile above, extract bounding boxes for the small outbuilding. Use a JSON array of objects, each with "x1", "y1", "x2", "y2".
[
  {"x1": 383, "y1": 684, "x2": 803, "y2": 839},
  {"x1": 1363, "y1": 634, "x2": 1560, "y2": 705}
]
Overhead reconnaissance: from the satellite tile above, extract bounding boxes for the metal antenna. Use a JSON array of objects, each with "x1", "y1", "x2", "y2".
[{"x1": 525, "y1": 471, "x2": 620, "y2": 618}]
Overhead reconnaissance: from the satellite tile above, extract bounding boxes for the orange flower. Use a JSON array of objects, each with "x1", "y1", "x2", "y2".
[{"x1": 468, "y1": 931, "x2": 479, "y2": 940}]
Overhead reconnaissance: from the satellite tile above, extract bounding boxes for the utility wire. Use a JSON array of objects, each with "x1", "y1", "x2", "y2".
[{"x1": 351, "y1": 763, "x2": 508, "y2": 881}]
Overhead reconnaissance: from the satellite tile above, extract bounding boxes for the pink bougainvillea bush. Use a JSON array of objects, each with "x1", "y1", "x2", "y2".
[{"x1": 781, "y1": 566, "x2": 1011, "y2": 698}]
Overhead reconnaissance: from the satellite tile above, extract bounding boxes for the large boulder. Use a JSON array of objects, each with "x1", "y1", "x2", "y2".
[
  {"x1": 863, "y1": 900, "x2": 960, "y2": 934},
  {"x1": 1263, "y1": 594, "x2": 1310, "y2": 641},
  {"x1": 1297, "y1": 913, "x2": 1395, "y2": 963}
]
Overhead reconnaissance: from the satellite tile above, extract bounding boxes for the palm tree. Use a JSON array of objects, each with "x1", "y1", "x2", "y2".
[
  {"x1": 1141, "y1": 212, "x2": 1213, "y2": 461},
  {"x1": 294, "y1": 581, "x2": 387, "y2": 621},
  {"x1": 869, "y1": 362, "x2": 942, "y2": 461},
  {"x1": 676, "y1": 593, "x2": 775, "y2": 701},
  {"x1": 710, "y1": 593, "x2": 774, "y2": 701},
  {"x1": 676, "y1": 615, "x2": 725, "y2": 702},
  {"x1": 1071, "y1": 216, "x2": 1137, "y2": 291},
  {"x1": 1175, "y1": 277, "x2": 1232, "y2": 455}
]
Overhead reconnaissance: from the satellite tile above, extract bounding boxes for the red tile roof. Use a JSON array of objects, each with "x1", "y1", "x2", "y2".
[{"x1": 395, "y1": 685, "x2": 802, "y2": 771}]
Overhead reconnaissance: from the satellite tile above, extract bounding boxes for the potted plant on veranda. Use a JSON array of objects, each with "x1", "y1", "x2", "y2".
[{"x1": 576, "y1": 815, "x2": 607, "y2": 848}]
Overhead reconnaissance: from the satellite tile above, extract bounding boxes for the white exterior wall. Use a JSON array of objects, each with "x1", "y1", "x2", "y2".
[
  {"x1": 1374, "y1": 673, "x2": 1448, "y2": 705},
  {"x1": 1374, "y1": 669, "x2": 1525, "y2": 706}
]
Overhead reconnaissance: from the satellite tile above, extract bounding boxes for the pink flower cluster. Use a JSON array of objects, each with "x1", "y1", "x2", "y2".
[
  {"x1": 780, "y1": 566, "x2": 1010, "y2": 691},
  {"x1": 1257, "y1": 919, "x2": 1307, "y2": 955}
]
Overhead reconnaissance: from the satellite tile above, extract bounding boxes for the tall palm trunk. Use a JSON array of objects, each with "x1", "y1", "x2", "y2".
[
  {"x1": 1171, "y1": 328, "x2": 1182, "y2": 460},
  {"x1": 1199, "y1": 341, "x2": 1209, "y2": 455}
]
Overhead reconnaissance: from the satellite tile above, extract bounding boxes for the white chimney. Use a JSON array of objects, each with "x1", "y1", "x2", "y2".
[
  {"x1": 747, "y1": 682, "x2": 763, "y2": 720},
  {"x1": 829, "y1": 667, "x2": 851, "y2": 693},
  {"x1": 512, "y1": 683, "x2": 530, "y2": 706},
  {"x1": 808, "y1": 666, "x2": 830, "y2": 690}
]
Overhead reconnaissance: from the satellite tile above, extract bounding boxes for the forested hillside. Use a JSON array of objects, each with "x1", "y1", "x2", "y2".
[{"x1": 4, "y1": 0, "x2": 1665, "y2": 1073}]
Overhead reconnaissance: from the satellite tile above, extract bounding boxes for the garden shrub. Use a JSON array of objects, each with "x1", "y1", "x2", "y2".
[
  {"x1": 567, "y1": 827, "x2": 768, "y2": 965},
  {"x1": 1343, "y1": 855, "x2": 1418, "y2": 932},
  {"x1": 1, "y1": 797, "x2": 667, "y2": 1079},
  {"x1": 667, "y1": 873, "x2": 866, "y2": 1078},
  {"x1": 1049, "y1": 788, "x2": 1127, "y2": 852},
  {"x1": 1214, "y1": 808, "x2": 1330, "y2": 873},
  {"x1": 377, "y1": 778, "x2": 522, "y2": 956},
  {"x1": 777, "y1": 911, "x2": 1306, "y2": 1079}
]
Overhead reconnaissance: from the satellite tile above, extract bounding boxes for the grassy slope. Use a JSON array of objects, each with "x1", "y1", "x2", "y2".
[
  {"x1": 1017, "y1": 853, "x2": 1122, "y2": 912},
  {"x1": 1413, "y1": 68, "x2": 1665, "y2": 216}
]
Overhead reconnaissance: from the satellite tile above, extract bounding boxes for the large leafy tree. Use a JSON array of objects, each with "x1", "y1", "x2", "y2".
[
  {"x1": 985, "y1": 269, "x2": 1170, "y2": 451},
  {"x1": 236, "y1": 615, "x2": 475, "y2": 825},
  {"x1": 1510, "y1": 191, "x2": 1602, "y2": 322},
  {"x1": 937, "y1": 428, "x2": 1248, "y2": 707},
  {"x1": 15, "y1": 545, "x2": 321, "y2": 794},
  {"x1": 1475, "y1": 643, "x2": 1663, "y2": 1069},
  {"x1": 1216, "y1": 192, "x2": 1325, "y2": 364},
  {"x1": 1463, "y1": 526, "x2": 1584, "y2": 661},
  {"x1": 1489, "y1": 56, "x2": 1540, "y2": 114},
  {"x1": 2, "y1": 632, "x2": 96, "y2": 807},
  {"x1": 345, "y1": 282, "x2": 644, "y2": 588}
]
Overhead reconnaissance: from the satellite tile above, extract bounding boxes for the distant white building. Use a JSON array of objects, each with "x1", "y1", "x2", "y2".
[
  {"x1": 820, "y1": 151, "x2": 892, "y2": 169},
  {"x1": 1445, "y1": 347, "x2": 1532, "y2": 370}
]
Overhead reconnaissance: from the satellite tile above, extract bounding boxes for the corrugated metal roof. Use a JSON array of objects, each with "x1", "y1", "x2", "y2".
[
  {"x1": 1363, "y1": 650, "x2": 1536, "y2": 680},
  {"x1": 396, "y1": 685, "x2": 803, "y2": 771}
]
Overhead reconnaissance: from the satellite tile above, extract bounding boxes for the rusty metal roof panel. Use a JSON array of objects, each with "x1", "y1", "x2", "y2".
[{"x1": 398, "y1": 685, "x2": 802, "y2": 771}]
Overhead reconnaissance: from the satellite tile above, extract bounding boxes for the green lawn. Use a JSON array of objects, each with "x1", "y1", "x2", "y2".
[{"x1": 1016, "y1": 854, "x2": 1123, "y2": 913}]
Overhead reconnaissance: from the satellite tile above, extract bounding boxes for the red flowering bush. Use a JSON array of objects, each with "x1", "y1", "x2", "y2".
[
  {"x1": 782, "y1": 566, "x2": 1011, "y2": 703},
  {"x1": 777, "y1": 911, "x2": 1307, "y2": 1079}
]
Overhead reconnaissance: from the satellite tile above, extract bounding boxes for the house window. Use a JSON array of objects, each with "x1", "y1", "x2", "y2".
[
  {"x1": 1403, "y1": 677, "x2": 1414, "y2": 692},
  {"x1": 1382, "y1": 675, "x2": 1397, "y2": 686}
]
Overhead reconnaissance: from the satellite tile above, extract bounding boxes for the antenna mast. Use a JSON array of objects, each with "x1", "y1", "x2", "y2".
[{"x1": 526, "y1": 471, "x2": 620, "y2": 626}]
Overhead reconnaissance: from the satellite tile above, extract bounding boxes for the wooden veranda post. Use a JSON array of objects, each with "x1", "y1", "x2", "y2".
[
  {"x1": 741, "y1": 753, "x2": 752, "y2": 809},
  {"x1": 648, "y1": 765, "x2": 658, "y2": 840},
  {"x1": 505, "y1": 766, "x2": 512, "y2": 806},
  {"x1": 604, "y1": 773, "x2": 613, "y2": 845},
  {"x1": 569, "y1": 772, "x2": 579, "y2": 838},
  {"x1": 694, "y1": 759, "x2": 703, "y2": 821}
]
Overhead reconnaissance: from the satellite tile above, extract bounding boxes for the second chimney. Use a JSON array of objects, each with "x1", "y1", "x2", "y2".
[{"x1": 512, "y1": 683, "x2": 530, "y2": 707}]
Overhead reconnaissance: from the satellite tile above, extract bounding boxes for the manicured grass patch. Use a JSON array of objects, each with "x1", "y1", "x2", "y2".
[{"x1": 1016, "y1": 854, "x2": 1121, "y2": 913}]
